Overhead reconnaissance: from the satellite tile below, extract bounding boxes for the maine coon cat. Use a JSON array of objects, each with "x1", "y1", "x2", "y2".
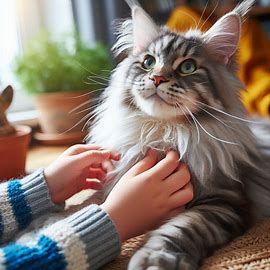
[{"x1": 89, "y1": 0, "x2": 270, "y2": 269}]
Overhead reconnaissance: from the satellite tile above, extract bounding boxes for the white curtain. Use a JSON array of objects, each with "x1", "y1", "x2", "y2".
[{"x1": 0, "y1": 0, "x2": 74, "y2": 112}]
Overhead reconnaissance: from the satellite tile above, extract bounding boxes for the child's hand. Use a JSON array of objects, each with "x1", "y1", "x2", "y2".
[
  {"x1": 101, "y1": 149, "x2": 193, "y2": 242},
  {"x1": 44, "y1": 144, "x2": 120, "y2": 204}
]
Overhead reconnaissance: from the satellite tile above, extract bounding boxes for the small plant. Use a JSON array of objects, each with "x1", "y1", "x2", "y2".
[{"x1": 13, "y1": 31, "x2": 112, "y2": 94}]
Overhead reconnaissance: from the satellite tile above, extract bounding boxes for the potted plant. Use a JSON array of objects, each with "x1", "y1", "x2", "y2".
[
  {"x1": 0, "y1": 86, "x2": 31, "y2": 180},
  {"x1": 13, "y1": 31, "x2": 112, "y2": 144}
]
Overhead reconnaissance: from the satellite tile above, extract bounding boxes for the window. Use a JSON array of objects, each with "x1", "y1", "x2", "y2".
[{"x1": 0, "y1": 0, "x2": 74, "y2": 113}]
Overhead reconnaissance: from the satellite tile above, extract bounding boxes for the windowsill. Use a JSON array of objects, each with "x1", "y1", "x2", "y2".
[{"x1": 8, "y1": 110, "x2": 39, "y2": 127}]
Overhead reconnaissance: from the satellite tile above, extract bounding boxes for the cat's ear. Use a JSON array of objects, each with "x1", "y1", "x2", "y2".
[
  {"x1": 112, "y1": 5, "x2": 159, "y2": 56},
  {"x1": 131, "y1": 6, "x2": 159, "y2": 54},
  {"x1": 1, "y1": 86, "x2": 14, "y2": 107},
  {"x1": 203, "y1": 13, "x2": 241, "y2": 64}
]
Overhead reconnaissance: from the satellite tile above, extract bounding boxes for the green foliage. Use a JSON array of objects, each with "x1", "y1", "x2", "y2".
[{"x1": 13, "y1": 31, "x2": 112, "y2": 94}]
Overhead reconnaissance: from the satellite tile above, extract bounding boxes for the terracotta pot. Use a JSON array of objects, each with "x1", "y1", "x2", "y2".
[
  {"x1": 34, "y1": 92, "x2": 93, "y2": 134},
  {"x1": 0, "y1": 125, "x2": 31, "y2": 181}
]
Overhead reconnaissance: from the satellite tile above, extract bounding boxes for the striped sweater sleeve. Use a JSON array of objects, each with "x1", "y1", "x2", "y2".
[
  {"x1": 0, "y1": 205, "x2": 121, "y2": 270},
  {"x1": 0, "y1": 169, "x2": 61, "y2": 243}
]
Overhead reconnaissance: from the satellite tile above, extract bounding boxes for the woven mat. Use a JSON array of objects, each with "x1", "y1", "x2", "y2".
[{"x1": 103, "y1": 219, "x2": 270, "y2": 270}]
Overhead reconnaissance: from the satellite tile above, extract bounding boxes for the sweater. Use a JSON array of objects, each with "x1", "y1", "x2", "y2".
[{"x1": 0, "y1": 170, "x2": 121, "y2": 270}]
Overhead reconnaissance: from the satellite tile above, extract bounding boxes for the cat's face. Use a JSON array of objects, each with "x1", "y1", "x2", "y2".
[
  {"x1": 126, "y1": 31, "x2": 215, "y2": 119},
  {"x1": 113, "y1": 3, "x2": 245, "y2": 120}
]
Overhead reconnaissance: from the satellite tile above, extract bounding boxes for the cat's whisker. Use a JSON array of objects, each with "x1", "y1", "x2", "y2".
[
  {"x1": 71, "y1": 103, "x2": 101, "y2": 116},
  {"x1": 200, "y1": 106, "x2": 235, "y2": 129},
  {"x1": 69, "y1": 100, "x2": 92, "y2": 114},
  {"x1": 182, "y1": 105, "x2": 201, "y2": 144},
  {"x1": 86, "y1": 78, "x2": 108, "y2": 87},
  {"x1": 200, "y1": 0, "x2": 220, "y2": 31},
  {"x1": 181, "y1": 95, "x2": 235, "y2": 129},
  {"x1": 197, "y1": 100, "x2": 261, "y2": 124},
  {"x1": 198, "y1": 0, "x2": 210, "y2": 29},
  {"x1": 62, "y1": 92, "x2": 92, "y2": 99},
  {"x1": 82, "y1": 110, "x2": 102, "y2": 131},
  {"x1": 60, "y1": 110, "x2": 94, "y2": 135},
  {"x1": 175, "y1": 102, "x2": 193, "y2": 126},
  {"x1": 175, "y1": 10, "x2": 199, "y2": 29},
  {"x1": 87, "y1": 76, "x2": 110, "y2": 83},
  {"x1": 184, "y1": 105, "x2": 238, "y2": 145},
  {"x1": 75, "y1": 62, "x2": 111, "y2": 78}
]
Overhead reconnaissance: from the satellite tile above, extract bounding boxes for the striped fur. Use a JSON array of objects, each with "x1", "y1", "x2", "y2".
[{"x1": 89, "y1": 1, "x2": 269, "y2": 269}]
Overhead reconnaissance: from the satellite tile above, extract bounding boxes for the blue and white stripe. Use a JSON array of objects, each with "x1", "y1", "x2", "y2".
[
  {"x1": 42, "y1": 221, "x2": 89, "y2": 270},
  {"x1": 0, "y1": 181, "x2": 19, "y2": 242},
  {"x1": 0, "y1": 171, "x2": 121, "y2": 270}
]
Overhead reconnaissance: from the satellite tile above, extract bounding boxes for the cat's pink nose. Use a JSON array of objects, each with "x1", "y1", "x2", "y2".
[{"x1": 149, "y1": 75, "x2": 168, "y2": 87}]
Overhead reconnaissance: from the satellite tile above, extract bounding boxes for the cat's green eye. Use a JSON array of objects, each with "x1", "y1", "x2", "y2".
[
  {"x1": 142, "y1": 55, "x2": 156, "y2": 70},
  {"x1": 178, "y1": 59, "x2": 197, "y2": 75}
]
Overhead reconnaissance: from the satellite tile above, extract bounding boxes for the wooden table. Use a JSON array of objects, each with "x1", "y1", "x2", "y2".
[{"x1": 26, "y1": 145, "x2": 68, "y2": 173}]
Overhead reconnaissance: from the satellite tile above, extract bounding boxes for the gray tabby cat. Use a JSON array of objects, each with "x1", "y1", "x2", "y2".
[{"x1": 89, "y1": 0, "x2": 270, "y2": 269}]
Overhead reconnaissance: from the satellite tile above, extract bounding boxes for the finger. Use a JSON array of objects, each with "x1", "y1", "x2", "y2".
[
  {"x1": 84, "y1": 179, "x2": 103, "y2": 190},
  {"x1": 88, "y1": 167, "x2": 107, "y2": 180},
  {"x1": 164, "y1": 163, "x2": 191, "y2": 195},
  {"x1": 110, "y1": 152, "x2": 121, "y2": 161},
  {"x1": 65, "y1": 144, "x2": 102, "y2": 155},
  {"x1": 169, "y1": 182, "x2": 194, "y2": 209},
  {"x1": 75, "y1": 150, "x2": 119, "y2": 167},
  {"x1": 91, "y1": 159, "x2": 115, "y2": 171},
  {"x1": 125, "y1": 149, "x2": 158, "y2": 177},
  {"x1": 142, "y1": 150, "x2": 180, "y2": 180},
  {"x1": 68, "y1": 144, "x2": 121, "y2": 160},
  {"x1": 101, "y1": 160, "x2": 115, "y2": 173}
]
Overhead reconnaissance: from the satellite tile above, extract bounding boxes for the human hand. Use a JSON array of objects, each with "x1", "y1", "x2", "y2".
[
  {"x1": 44, "y1": 144, "x2": 120, "y2": 204},
  {"x1": 101, "y1": 149, "x2": 193, "y2": 242}
]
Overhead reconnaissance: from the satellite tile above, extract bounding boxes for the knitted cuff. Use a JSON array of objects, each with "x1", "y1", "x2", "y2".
[
  {"x1": 66, "y1": 204, "x2": 121, "y2": 270},
  {"x1": 20, "y1": 169, "x2": 63, "y2": 219}
]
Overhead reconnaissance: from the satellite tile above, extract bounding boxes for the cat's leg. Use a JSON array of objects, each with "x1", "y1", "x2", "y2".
[{"x1": 128, "y1": 201, "x2": 249, "y2": 270}]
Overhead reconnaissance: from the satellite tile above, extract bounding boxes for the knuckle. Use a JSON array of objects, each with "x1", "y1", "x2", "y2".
[
  {"x1": 185, "y1": 184, "x2": 194, "y2": 201},
  {"x1": 183, "y1": 165, "x2": 191, "y2": 179},
  {"x1": 138, "y1": 159, "x2": 150, "y2": 168},
  {"x1": 69, "y1": 144, "x2": 85, "y2": 153},
  {"x1": 166, "y1": 155, "x2": 179, "y2": 167}
]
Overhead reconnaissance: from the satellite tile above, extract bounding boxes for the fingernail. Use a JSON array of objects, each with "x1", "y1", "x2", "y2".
[{"x1": 114, "y1": 153, "x2": 121, "y2": 160}]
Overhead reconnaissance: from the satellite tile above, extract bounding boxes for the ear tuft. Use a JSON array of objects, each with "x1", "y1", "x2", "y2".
[
  {"x1": 203, "y1": 13, "x2": 241, "y2": 64},
  {"x1": 234, "y1": 0, "x2": 255, "y2": 21}
]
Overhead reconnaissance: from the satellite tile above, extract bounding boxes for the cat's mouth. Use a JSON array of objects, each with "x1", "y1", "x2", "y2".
[{"x1": 149, "y1": 93, "x2": 174, "y2": 106}]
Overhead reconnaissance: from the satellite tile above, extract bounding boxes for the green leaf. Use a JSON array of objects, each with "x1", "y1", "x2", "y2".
[{"x1": 13, "y1": 30, "x2": 112, "y2": 94}]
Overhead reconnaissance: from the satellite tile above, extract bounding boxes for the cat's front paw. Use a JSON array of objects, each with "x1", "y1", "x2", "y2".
[{"x1": 128, "y1": 247, "x2": 198, "y2": 270}]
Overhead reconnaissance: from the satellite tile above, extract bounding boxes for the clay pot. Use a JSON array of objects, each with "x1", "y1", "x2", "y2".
[
  {"x1": 34, "y1": 92, "x2": 93, "y2": 134},
  {"x1": 0, "y1": 125, "x2": 31, "y2": 181}
]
